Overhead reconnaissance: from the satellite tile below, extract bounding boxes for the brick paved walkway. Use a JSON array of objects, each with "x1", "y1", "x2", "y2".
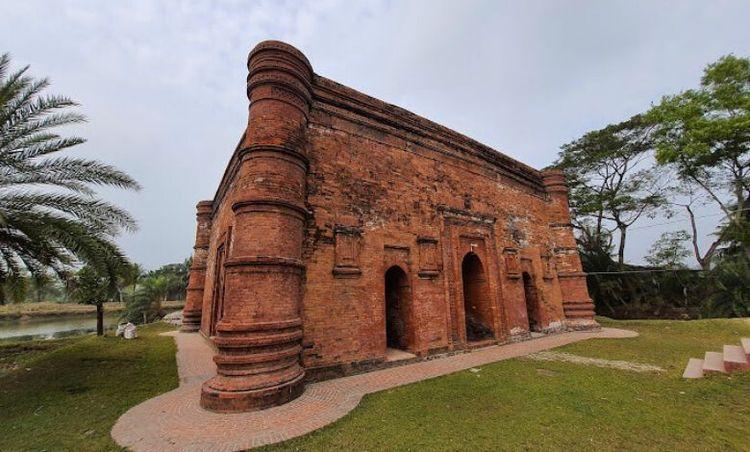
[{"x1": 112, "y1": 327, "x2": 636, "y2": 451}]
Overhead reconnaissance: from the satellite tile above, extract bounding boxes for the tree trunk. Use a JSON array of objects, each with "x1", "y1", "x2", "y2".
[
  {"x1": 96, "y1": 302, "x2": 104, "y2": 336},
  {"x1": 686, "y1": 205, "x2": 722, "y2": 270},
  {"x1": 686, "y1": 205, "x2": 707, "y2": 270},
  {"x1": 617, "y1": 226, "x2": 627, "y2": 266}
]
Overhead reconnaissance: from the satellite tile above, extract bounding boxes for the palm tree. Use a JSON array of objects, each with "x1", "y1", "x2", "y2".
[
  {"x1": 115, "y1": 261, "x2": 143, "y2": 301},
  {"x1": 123, "y1": 275, "x2": 168, "y2": 324},
  {"x1": 0, "y1": 53, "x2": 140, "y2": 304}
]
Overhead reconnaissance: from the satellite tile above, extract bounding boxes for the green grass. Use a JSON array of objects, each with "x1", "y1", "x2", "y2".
[
  {"x1": 0, "y1": 323, "x2": 178, "y2": 451},
  {"x1": 565, "y1": 317, "x2": 750, "y2": 373},
  {"x1": 266, "y1": 317, "x2": 750, "y2": 451},
  {"x1": 0, "y1": 336, "x2": 87, "y2": 378},
  {"x1": 1, "y1": 318, "x2": 749, "y2": 451}
]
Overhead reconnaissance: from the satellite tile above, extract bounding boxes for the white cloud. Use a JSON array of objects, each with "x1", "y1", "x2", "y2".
[{"x1": 1, "y1": 0, "x2": 748, "y2": 268}]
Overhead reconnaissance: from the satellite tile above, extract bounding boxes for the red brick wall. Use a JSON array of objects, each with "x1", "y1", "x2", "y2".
[
  {"x1": 191, "y1": 40, "x2": 596, "y2": 412},
  {"x1": 298, "y1": 90, "x2": 580, "y2": 370}
]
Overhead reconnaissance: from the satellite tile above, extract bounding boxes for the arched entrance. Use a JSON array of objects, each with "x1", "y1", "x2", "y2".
[
  {"x1": 462, "y1": 252, "x2": 494, "y2": 342},
  {"x1": 385, "y1": 266, "x2": 410, "y2": 350},
  {"x1": 522, "y1": 272, "x2": 541, "y2": 332}
]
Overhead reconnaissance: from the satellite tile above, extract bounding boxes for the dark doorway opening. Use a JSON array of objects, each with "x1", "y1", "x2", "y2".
[
  {"x1": 385, "y1": 266, "x2": 410, "y2": 350},
  {"x1": 462, "y1": 252, "x2": 494, "y2": 342},
  {"x1": 522, "y1": 272, "x2": 541, "y2": 332}
]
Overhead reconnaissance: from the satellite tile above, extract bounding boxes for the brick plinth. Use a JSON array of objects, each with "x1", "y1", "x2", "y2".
[
  {"x1": 181, "y1": 200, "x2": 213, "y2": 332},
  {"x1": 200, "y1": 315, "x2": 306, "y2": 412},
  {"x1": 199, "y1": 41, "x2": 312, "y2": 412}
]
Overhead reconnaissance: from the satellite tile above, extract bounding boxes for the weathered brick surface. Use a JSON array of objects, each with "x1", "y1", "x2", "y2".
[
  {"x1": 181, "y1": 201, "x2": 213, "y2": 332},
  {"x1": 186, "y1": 40, "x2": 598, "y2": 413}
]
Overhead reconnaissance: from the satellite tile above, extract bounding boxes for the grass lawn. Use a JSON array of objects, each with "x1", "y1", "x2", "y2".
[
  {"x1": 1, "y1": 318, "x2": 749, "y2": 451},
  {"x1": 0, "y1": 323, "x2": 178, "y2": 451},
  {"x1": 266, "y1": 317, "x2": 750, "y2": 451}
]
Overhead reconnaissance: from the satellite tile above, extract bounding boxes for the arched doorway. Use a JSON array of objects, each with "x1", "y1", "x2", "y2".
[
  {"x1": 385, "y1": 266, "x2": 410, "y2": 350},
  {"x1": 462, "y1": 252, "x2": 494, "y2": 342},
  {"x1": 522, "y1": 272, "x2": 541, "y2": 332}
]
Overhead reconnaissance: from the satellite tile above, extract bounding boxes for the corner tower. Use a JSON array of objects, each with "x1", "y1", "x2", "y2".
[
  {"x1": 542, "y1": 169, "x2": 599, "y2": 330},
  {"x1": 200, "y1": 41, "x2": 312, "y2": 412},
  {"x1": 181, "y1": 200, "x2": 213, "y2": 332}
]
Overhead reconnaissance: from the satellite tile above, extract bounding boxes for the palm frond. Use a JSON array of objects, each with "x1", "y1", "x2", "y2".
[
  {"x1": 0, "y1": 77, "x2": 50, "y2": 126},
  {"x1": 1, "y1": 108, "x2": 86, "y2": 151},
  {"x1": 0, "y1": 53, "x2": 140, "y2": 291},
  {"x1": 1, "y1": 192, "x2": 137, "y2": 233},
  {"x1": 0, "y1": 53, "x2": 10, "y2": 82},
  {"x1": 20, "y1": 157, "x2": 141, "y2": 190}
]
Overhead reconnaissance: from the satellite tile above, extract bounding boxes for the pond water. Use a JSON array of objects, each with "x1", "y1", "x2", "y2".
[{"x1": 0, "y1": 313, "x2": 122, "y2": 342}]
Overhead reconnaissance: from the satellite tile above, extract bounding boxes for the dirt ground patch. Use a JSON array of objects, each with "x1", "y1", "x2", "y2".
[{"x1": 524, "y1": 351, "x2": 665, "y2": 373}]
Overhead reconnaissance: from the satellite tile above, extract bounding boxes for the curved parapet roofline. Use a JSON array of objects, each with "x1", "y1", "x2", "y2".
[{"x1": 208, "y1": 39, "x2": 549, "y2": 215}]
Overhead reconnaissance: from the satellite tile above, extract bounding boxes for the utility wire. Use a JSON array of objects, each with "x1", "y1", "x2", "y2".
[
  {"x1": 586, "y1": 268, "x2": 707, "y2": 275},
  {"x1": 616, "y1": 207, "x2": 750, "y2": 232}
]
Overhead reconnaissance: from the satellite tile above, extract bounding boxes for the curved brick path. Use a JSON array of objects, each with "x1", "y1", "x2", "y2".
[{"x1": 112, "y1": 328, "x2": 636, "y2": 451}]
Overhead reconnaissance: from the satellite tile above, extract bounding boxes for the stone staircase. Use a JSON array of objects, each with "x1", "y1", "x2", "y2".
[{"x1": 683, "y1": 338, "x2": 750, "y2": 379}]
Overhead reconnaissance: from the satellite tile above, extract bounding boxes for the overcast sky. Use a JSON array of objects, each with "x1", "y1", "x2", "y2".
[{"x1": 2, "y1": 0, "x2": 749, "y2": 269}]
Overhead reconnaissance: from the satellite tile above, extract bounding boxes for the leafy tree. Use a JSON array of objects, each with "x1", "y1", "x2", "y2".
[
  {"x1": 112, "y1": 261, "x2": 144, "y2": 303},
  {"x1": 123, "y1": 275, "x2": 168, "y2": 324},
  {"x1": 2, "y1": 273, "x2": 27, "y2": 304},
  {"x1": 560, "y1": 54, "x2": 750, "y2": 320},
  {"x1": 556, "y1": 115, "x2": 668, "y2": 265},
  {"x1": 145, "y1": 259, "x2": 190, "y2": 300},
  {"x1": 0, "y1": 53, "x2": 140, "y2": 304},
  {"x1": 658, "y1": 181, "x2": 721, "y2": 270},
  {"x1": 123, "y1": 288, "x2": 153, "y2": 325},
  {"x1": 577, "y1": 224, "x2": 616, "y2": 272},
  {"x1": 706, "y1": 255, "x2": 750, "y2": 317},
  {"x1": 119, "y1": 262, "x2": 144, "y2": 293},
  {"x1": 29, "y1": 272, "x2": 65, "y2": 302},
  {"x1": 647, "y1": 55, "x2": 750, "y2": 267},
  {"x1": 121, "y1": 259, "x2": 191, "y2": 324},
  {"x1": 645, "y1": 231, "x2": 691, "y2": 268},
  {"x1": 69, "y1": 265, "x2": 112, "y2": 335}
]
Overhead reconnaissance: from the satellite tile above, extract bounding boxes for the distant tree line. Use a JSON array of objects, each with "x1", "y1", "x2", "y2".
[
  {"x1": 554, "y1": 55, "x2": 750, "y2": 319},
  {"x1": 1, "y1": 259, "x2": 190, "y2": 325},
  {"x1": 120, "y1": 259, "x2": 191, "y2": 324}
]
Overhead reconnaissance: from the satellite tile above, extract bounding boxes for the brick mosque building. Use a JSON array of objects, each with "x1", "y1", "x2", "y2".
[{"x1": 180, "y1": 40, "x2": 598, "y2": 413}]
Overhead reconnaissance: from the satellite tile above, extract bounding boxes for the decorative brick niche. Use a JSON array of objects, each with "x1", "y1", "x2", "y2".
[
  {"x1": 503, "y1": 247, "x2": 521, "y2": 279},
  {"x1": 333, "y1": 225, "x2": 362, "y2": 278},
  {"x1": 542, "y1": 253, "x2": 555, "y2": 280},
  {"x1": 417, "y1": 236, "x2": 440, "y2": 278}
]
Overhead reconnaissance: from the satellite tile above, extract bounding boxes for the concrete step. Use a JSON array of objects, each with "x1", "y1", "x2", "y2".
[
  {"x1": 741, "y1": 338, "x2": 750, "y2": 356},
  {"x1": 723, "y1": 345, "x2": 750, "y2": 372},
  {"x1": 703, "y1": 351, "x2": 727, "y2": 374},
  {"x1": 682, "y1": 358, "x2": 704, "y2": 379}
]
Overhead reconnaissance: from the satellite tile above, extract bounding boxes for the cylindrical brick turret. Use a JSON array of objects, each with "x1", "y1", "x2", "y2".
[
  {"x1": 200, "y1": 41, "x2": 312, "y2": 412},
  {"x1": 181, "y1": 200, "x2": 213, "y2": 332},
  {"x1": 541, "y1": 169, "x2": 599, "y2": 330}
]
